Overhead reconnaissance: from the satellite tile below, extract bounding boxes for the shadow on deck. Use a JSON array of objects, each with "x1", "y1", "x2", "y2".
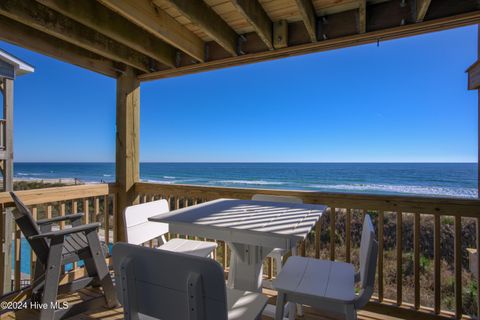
[{"x1": 2, "y1": 287, "x2": 406, "y2": 320}]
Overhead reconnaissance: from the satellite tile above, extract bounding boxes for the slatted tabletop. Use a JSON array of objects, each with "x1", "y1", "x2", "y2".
[{"x1": 149, "y1": 198, "x2": 327, "y2": 248}]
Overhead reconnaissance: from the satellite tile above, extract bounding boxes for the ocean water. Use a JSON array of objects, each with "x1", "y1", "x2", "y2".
[{"x1": 14, "y1": 162, "x2": 478, "y2": 198}]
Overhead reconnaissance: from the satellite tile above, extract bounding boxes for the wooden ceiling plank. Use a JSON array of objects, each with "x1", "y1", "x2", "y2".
[
  {"x1": 36, "y1": 0, "x2": 177, "y2": 67},
  {"x1": 0, "y1": 15, "x2": 120, "y2": 77},
  {"x1": 359, "y1": 0, "x2": 367, "y2": 33},
  {"x1": 231, "y1": 0, "x2": 273, "y2": 49},
  {"x1": 139, "y1": 10, "x2": 480, "y2": 81},
  {"x1": 163, "y1": 0, "x2": 239, "y2": 56},
  {"x1": 0, "y1": 0, "x2": 162, "y2": 72},
  {"x1": 416, "y1": 0, "x2": 432, "y2": 22},
  {"x1": 99, "y1": 0, "x2": 205, "y2": 63},
  {"x1": 295, "y1": 0, "x2": 317, "y2": 42}
]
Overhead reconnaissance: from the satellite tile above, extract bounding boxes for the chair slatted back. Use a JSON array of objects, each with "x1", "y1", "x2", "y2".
[
  {"x1": 252, "y1": 194, "x2": 303, "y2": 204},
  {"x1": 359, "y1": 214, "x2": 378, "y2": 290},
  {"x1": 112, "y1": 243, "x2": 228, "y2": 320},
  {"x1": 123, "y1": 200, "x2": 170, "y2": 245},
  {"x1": 10, "y1": 192, "x2": 50, "y2": 264}
]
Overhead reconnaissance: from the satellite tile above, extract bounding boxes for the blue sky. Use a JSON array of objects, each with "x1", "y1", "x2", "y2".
[{"x1": 0, "y1": 25, "x2": 478, "y2": 162}]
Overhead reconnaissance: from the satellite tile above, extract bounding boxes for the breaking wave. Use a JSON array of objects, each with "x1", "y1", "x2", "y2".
[{"x1": 308, "y1": 183, "x2": 477, "y2": 198}]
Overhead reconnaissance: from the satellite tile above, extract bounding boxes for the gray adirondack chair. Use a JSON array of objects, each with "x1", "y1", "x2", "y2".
[
  {"x1": 112, "y1": 242, "x2": 269, "y2": 320},
  {"x1": 274, "y1": 214, "x2": 378, "y2": 320},
  {"x1": 10, "y1": 192, "x2": 118, "y2": 320}
]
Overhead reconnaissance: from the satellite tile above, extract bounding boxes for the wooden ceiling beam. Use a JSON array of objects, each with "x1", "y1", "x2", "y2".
[
  {"x1": 139, "y1": 9, "x2": 480, "y2": 81},
  {"x1": 295, "y1": 0, "x2": 317, "y2": 42},
  {"x1": 416, "y1": 0, "x2": 432, "y2": 22},
  {"x1": 0, "y1": 0, "x2": 167, "y2": 72},
  {"x1": 0, "y1": 15, "x2": 121, "y2": 77},
  {"x1": 99, "y1": 0, "x2": 205, "y2": 63},
  {"x1": 231, "y1": 0, "x2": 273, "y2": 50},
  {"x1": 359, "y1": 0, "x2": 367, "y2": 33},
  {"x1": 36, "y1": 0, "x2": 178, "y2": 67},
  {"x1": 162, "y1": 0, "x2": 239, "y2": 56}
]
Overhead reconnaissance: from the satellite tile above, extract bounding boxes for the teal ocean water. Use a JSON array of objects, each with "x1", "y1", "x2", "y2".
[
  {"x1": 11, "y1": 162, "x2": 478, "y2": 277},
  {"x1": 14, "y1": 162, "x2": 478, "y2": 198}
]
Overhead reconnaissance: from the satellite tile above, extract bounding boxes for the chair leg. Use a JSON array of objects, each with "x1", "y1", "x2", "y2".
[
  {"x1": 40, "y1": 237, "x2": 64, "y2": 320},
  {"x1": 275, "y1": 292, "x2": 286, "y2": 320},
  {"x1": 85, "y1": 230, "x2": 119, "y2": 308},
  {"x1": 31, "y1": 261, "x2": 45, "y2": 303},
  {"x1": 344, "y1": 304, "x2": 357, "y2": 320}
]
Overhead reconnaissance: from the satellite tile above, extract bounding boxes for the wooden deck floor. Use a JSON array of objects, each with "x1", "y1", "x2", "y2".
[{"x1": 1, "y1": 287, "x2": 406, "y2": 320}]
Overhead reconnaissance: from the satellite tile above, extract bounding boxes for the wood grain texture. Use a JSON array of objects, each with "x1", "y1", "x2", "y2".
[
  {"x1": 0, "y1": 15, "x2": 120, "y2": 77},
  {"x1": 295, "y1": 0, "x2": 317, "y2": 41},
  {"x1": 164, "y1": 0, "x2": 239, "y2": 56},
  {"x1": 99, "y1": 0, "x2": 205, "y2": 62},
  {"x1": 232, "y1": 0, "x2": 273, "y2": 49},
  {"x1": 115, "y1": 68, "x2": 140, "y2": 242},
  {"x1": 0, "y1": 0, "x2": 156, "y2": 71},
  {"x1": 416, "y1": 0, "x2": 432, "y2": 22},
  {"x1": 134, "y1": 182, "x2": 480, "y2": 217},
  {"x1": 359, "y1": 0, "x2": 367, "y2": 33},
  {"x1": 140, "y1": 10, "x2": 480, "y2": 80},
  {"x1": 37, "y1": 0, "x2": 177, "y2": 67}
]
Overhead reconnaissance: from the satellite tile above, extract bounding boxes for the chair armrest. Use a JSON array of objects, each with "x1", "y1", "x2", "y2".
[
  {"x1": 37, "y1": 213, "x2": 84, "y2": 225},
  {"x1": 29, "y1": 222, "x2": 100, "y2": 240}
]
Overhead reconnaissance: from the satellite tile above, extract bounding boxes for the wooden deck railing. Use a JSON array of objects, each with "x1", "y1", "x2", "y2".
[
  {"x1": 1, "y1": 182, "x2": 480, "y2": 320},
  {"x1": 0, "y1": 184, "x2": 118, "y2": 296},
  {"x1": 135, "y1": 182, "x2": 480, "y2": 320}
]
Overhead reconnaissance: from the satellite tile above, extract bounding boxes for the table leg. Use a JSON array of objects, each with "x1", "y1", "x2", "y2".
[{"x1": 227, "y1": 242, "x2": 272, "y2": 292}]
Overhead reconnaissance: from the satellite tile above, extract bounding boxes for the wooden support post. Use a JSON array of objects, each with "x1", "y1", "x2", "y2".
[
  {"x1": 115, "y1": 67, "x2": 140, "y2": 242},
  {"x1": 1, "y1": 78, "x2": 13, "y2": 294}
]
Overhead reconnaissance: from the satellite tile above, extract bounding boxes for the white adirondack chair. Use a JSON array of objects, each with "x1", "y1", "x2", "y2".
[
  {"x1": 274, "y1": 214, "x2": 378, "y2": 320},
  {"x1": 112, "y1": 243, "x2": 268, "y2": 320},
  {"x1": 124, "y1": 200, "x2": 217, "y2": 257}
]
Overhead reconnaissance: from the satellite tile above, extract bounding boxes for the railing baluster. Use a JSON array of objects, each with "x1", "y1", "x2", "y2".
[
  {"x1": 104, "y1": 195, "x2": 110, "y2": 247},
  {"x1": 330, "y1": 207, "x2": 335, "y2": 261},
  {"x1": 30, "y1": 207, "x2": 37, "y2": 279},
  {"x1": 454, "y1": 215, "x2": 462, "y2": 318},
  {"x1": 315, "y1": 219, "x2": 320, "y2": 259},
  {"x1": 59, "y1": 202, "x2": 66, "y2": 274},
  {"x1": 396, "y1": 212, "x2": 402, "y2": 306},
  {"x1": 268, "y1": 257, "x2": 273, "y2": 279},
  {"x1": 346, "y1": 208, "x2": 351, "y2": 263},
  {"x1": 378, "y1": 211, "x2": 384, "y2": 302},
  {"x1": 47, "y1": 205, "x2": 52, "y2": 219},
  {"x1": 14, "y1": 224, "x2": 21, "y2": 290},
  {"x1": 72, "y1": 200, "x2": 78, "y2": 271},
  {"x1": 414, "y1": 212, "x2": 420, "y2": 310},
  {"x1": 300, "y1": 240, "x2": 306, "y2": 257},
  {"x1": 83, "y1": 198, "x2": 89, "y2": 224},
  {"x1": 94, "y1": 197, "x2": 100, "y2": 222},
  {"x1": 59, "y1": 202, "x2": 66, "y2": 230},
  {"x1": 72, "y1": 200, "x2": 78, "y2": 214},
  {"x1": 434, "y1": 214, "x2": 441, "y2": 314}
]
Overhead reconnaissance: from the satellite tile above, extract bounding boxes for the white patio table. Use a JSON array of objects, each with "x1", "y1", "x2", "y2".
[{"x1": 148, "y1": 198, "x2": 327, "y2": 293}]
